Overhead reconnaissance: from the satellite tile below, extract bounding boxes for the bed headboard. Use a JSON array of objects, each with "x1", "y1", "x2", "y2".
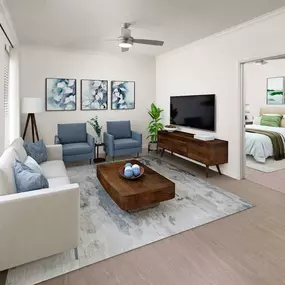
[{"x1": 260, "y1": 107, "x2": 285, "y2": 116}]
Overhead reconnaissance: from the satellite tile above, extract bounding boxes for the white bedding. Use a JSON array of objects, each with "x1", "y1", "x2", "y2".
[{"x1": 245, "y1": 124, "x2": 285, "y2": 163}]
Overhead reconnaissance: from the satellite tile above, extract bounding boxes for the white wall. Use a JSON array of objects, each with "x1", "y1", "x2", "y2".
[
  {"x1": 156, "y1": 8, "x2": 285, "y2": 179},
  {"x1": 244, "y1": 59, "x2": 285, "y2": 119},
  {"x1": 19, "y1": 46, "x2": 156, "y2": 146}
]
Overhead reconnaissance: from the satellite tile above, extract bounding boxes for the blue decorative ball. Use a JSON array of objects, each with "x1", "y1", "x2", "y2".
[
  {"x1": 124, "y1": 166, "x2": 133, "y2": 178},
  {"x1": 132, "y1": 164, "x2": 141, "y2": 176},
  {"x1": 125, "y1": 163, "x2": 133, "y2": 169}
]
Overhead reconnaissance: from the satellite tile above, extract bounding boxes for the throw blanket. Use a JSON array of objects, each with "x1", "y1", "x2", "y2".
[{"x1": 246, "y1": 129, "x2": 285, "y2": 160}]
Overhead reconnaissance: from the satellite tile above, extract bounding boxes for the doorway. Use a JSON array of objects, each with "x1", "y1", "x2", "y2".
[{"x1": 241, "y1": 54, "x2": 285, "y2": 194}]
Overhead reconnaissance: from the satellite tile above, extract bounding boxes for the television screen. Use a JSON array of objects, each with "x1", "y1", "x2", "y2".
[{"x1": 170, "y1": 95, "x2": 215, "y2": 131}]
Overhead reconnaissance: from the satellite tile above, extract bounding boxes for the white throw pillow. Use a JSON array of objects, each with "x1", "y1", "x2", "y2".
[
  {"x1": 10, "y1": 138, "x2": 27, "y2": 162},
  {"x1": 0, "y1": 147, "x2": 19, "y2": 194},
  {"x1": 24, "y1": 156, "x2": 42, "y2": 174},
  {"x1": 0, "y1": 169, "x2": 9, "y2": 196}
]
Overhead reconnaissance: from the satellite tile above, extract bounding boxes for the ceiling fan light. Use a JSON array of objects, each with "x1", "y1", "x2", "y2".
[{"x1": 119, "y1": 42, "x2": 133, "y2": 48}]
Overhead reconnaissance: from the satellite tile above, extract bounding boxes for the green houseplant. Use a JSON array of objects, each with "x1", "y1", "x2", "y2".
[
  {"x1": 147, "y1": 103, "x2": 164, "y2": 150},
  {"x1": 87, "y1": 116, "x2": 102, "y2": 144}
]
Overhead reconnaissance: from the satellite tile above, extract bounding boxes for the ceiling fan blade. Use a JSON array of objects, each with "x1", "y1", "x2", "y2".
[
  {"x1": 133, "y1": 39, "x2": 164, "y2": 46},
  {"x1": 121, "y1": 47, "x2": 129, "y2": 52}
]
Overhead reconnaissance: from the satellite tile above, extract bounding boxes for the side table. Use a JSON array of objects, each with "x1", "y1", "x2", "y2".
[{"x1": 94, "y1": 143, "x2": 106, "y2": 163}]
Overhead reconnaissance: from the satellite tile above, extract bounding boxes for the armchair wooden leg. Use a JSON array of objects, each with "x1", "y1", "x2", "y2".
[
  {"x1": 112, "y1": 156, "x2": 115, "y2": 161},
  {"x1": 89, "y1": 159, "x2": 92, "y2": 165},
  {"x1": 137, "y1": 153, "x2": 139, "y2": 158}
]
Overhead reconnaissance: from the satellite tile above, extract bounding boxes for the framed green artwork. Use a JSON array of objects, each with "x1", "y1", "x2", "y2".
[{"x1": 267, "y1": 77, "x2": 285, "y2": 105}]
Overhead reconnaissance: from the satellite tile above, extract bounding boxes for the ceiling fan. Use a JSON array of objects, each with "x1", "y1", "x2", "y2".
[{"x1": 112, "y1": 23, "x2": 164, "y2": 52}]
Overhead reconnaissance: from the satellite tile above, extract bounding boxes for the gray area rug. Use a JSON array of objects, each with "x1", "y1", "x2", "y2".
[
  {"x1": 246, "y1": 155, "x2": 285, "y2": 173},
  {"x1": 6, "y1": 156, "x2": 254, "y2": 285}
]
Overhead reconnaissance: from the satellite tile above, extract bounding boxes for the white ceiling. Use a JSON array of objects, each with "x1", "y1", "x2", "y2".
[{"x1": 6, "y1": 0, "x2": 285, "y2": 56}]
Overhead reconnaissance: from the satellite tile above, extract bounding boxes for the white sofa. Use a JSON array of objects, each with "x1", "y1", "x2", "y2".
[{"x1": 0, "y1": 138, "x2": 80, "y2": 271}]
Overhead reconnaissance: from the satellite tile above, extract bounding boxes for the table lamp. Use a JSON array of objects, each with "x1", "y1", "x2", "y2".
[{"x1": 22, "y1": 97, "x2": 44, "y2": 142}]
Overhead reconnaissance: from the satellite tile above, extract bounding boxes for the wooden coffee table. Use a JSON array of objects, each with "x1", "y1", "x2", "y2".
[{"x1": 97, "y1": 160, "x2": 175, "y2": 212}]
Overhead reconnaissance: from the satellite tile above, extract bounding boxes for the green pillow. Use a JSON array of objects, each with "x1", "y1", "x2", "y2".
[{"x1": 260, "y1": 115, "x2": 282, "y2": 127}]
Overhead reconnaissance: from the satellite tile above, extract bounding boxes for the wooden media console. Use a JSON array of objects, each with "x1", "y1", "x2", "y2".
[{"x1": 158, "y1": 130, "x2": 228, "y2": 178}]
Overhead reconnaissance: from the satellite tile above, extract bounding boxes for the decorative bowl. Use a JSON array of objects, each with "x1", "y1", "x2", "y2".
[
  {"x1": 119, "y1": 166, "x2": 145, "y2": 180},
  {"x1": 164, "y1": 125, "x2": 177, "y2": 132}
]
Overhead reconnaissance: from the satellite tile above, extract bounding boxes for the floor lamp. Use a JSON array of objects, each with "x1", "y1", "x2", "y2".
[{"x1": 22, "y1": 97, "x2": 44, "y2": 142}]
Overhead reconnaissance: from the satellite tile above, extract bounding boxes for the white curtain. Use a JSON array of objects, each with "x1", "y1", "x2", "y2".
[
  {"x1": 8, "y1": 48, "x2": 20, "y2": 144},
  {"x1": 4, "y1": 45, "x2": 10, "y2": 148}
]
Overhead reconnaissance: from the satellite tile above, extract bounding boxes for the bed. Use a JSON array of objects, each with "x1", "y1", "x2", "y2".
[{"x1": 245, "y1": 107, "x2": 285, "y2": 163}]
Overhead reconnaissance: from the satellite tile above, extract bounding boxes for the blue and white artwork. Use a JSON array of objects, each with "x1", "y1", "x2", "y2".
[
  {"x1": 111, "y1": 81, "x2": 135, "y2": 110},
  {"x1": 46, "y1": 78, "x2": 76, "y2": 111},
  {"x1": 81, "y1": 80, "x2": 108, "y2": 110}
]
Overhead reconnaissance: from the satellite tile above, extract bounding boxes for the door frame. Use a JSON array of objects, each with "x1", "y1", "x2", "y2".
[{"x1": 239, "y1": 53, "x2": 285, "y2": 179}]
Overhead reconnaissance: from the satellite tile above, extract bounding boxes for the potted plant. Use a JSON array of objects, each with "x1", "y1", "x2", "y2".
[
  {"x1": 87, "y1": 116, "x2": 102, "y2": 144},
  {"x1": 147, "y1": 103, "x2": 164, "y2": 151}
]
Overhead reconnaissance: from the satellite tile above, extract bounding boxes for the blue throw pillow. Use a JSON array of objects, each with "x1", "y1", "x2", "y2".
[
  {"x1": 24, "y1": 139, "x2": 47, "y2": 164},
  {"x1": 13, "y1": 159, "x2": 49, "y2": 193}
]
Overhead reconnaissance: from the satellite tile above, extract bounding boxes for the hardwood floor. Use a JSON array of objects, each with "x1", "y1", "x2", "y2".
[
  {"x1": 246, "y1": 166, "x2": 285, "y2": 195},
  {"x1": 2, "y1": 152, "x2": 285, "y2": 285}
]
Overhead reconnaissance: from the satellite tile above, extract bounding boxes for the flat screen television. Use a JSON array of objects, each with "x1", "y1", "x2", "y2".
[{"x1": 170, "y1": 94, "x2": 215, "y2": 131}]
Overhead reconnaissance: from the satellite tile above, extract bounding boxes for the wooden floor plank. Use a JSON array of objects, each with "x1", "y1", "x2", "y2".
[{"x1": 2, "y1": 152, "x2": 285, "y2": 285}]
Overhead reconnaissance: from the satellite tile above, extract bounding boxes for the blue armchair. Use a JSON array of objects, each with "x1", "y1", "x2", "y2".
[
  {"x1": 104, "y1": 121, "x2": 142, "y2": 160},
  {"x1": 55, "y1": 123, "x2": 94, "y2": 163}
]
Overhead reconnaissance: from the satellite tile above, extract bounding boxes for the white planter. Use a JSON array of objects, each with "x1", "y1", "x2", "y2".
[
  {"x1": 164, "y1": 127, "x2": 177, "y2": 132},
  {"x1": 148, "y1": 142, "x2": 157, "y2": 151},
  {"x1": 95, "y1": 134, "x2": 102, "y2": 144}
]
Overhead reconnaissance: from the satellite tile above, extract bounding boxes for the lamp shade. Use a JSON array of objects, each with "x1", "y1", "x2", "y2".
[
  {"x1": 245, "y1": 104, "x2": 250, "y2": 114},
  {"x1": 21, "y1": 97, "x2": 44, "y2": 114}
]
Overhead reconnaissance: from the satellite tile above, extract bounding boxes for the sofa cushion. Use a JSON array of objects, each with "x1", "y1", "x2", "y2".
[
  {"x1": 114, "y1": 138, "x2": 140, "y2": 150},
  {"x1": 0, "y1": 147, "x2": 19, "y2": 195},
  {"x1": 58, "y1": 123, "x2": 87, "y2": 144},
  {"x1": 25, "y1": 156, "x2": 42, "y2": 174},
  {"x1": 47, "y1": 177, "x2": 70, "y2": 188},
  {"x1": 0, "y1": 170, "x2": 10, "y2": 196},
  {"x1": 11, "y1": 138, "x2": 27, "y2": 162},
  {"x1": 63, "y1": 143, "x2": 93, "y2": 156},
  {"x1": 40, "y1": 160, "x2": 67, "y2": 179},
  {"x1": 24, "y1": 140, "x2": 47, "y2": 164},
  {"x1": 13, "y1": 160, "x2": 49, "y2": 193},
  {"x1": 107, "y1": 121, "x2": 131, "y2": 139}
]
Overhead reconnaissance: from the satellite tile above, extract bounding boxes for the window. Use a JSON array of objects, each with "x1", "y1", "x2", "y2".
[{"x1": 4, "y1": 45, "x2": 10, "y2": 148}]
